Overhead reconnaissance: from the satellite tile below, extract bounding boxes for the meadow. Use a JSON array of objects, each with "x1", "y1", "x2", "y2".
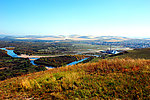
[
  {"x1": 111, "y1": 48, "x2": 150, "y2": 59},
  {"x1": 0, "y1": 58, "x2": 149, "y2": 99}
]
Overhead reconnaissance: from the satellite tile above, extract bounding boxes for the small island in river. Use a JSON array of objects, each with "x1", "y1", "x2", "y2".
[{"x1": 34, "y1": 55, "x2": 89, "y2": 67}]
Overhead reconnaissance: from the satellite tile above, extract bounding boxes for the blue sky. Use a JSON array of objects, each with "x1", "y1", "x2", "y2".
[{"x1": 0, "y1": 0, "x2": 150, "y2": 37}]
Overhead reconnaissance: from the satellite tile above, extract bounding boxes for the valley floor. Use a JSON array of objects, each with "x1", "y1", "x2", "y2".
[{"x1": 18, "y1": 54, "x2": 63, "y2": 58}]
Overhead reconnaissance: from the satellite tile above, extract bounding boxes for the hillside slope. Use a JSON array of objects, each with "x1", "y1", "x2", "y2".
[
  {"x1": 0, "y1": 58, "x2": 149, "y2": 99},
  {"x1": 112, "y1": 48, "x2": 150, "y2": 59}
]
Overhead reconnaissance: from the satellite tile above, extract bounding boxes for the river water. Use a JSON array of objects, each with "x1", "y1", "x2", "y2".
[
  {"x1": 0, "y1": 48, "x2": 88, "y2": 68},
  {"x1": 0, "y1": 48, "x2": 19, "y2": 58}
]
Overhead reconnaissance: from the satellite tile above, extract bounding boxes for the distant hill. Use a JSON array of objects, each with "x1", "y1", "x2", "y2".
[
  {"x1": 100, "y1": 36, "x2": 130, "y2": 42},
  {"x1": 14, "y1": 35, "x2": 133, "y2": 41},
  {"x1": 0, "y1": 35, "x2": 150, "y2": 43}
]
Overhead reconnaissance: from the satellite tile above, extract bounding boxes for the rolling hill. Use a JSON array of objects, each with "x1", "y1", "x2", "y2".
[{"x1": 0, "y1": 56, "x2": 149, "y2": 99}]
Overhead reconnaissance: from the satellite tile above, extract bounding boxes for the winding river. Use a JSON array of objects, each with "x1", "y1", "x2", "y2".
[{"x1": 0, "y1": 48, "x2": 88, "y2": 68}]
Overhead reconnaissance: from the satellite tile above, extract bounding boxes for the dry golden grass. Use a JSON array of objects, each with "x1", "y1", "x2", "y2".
[{"x1": 0, "y1": 58, "x2": 150, "y2": 99}]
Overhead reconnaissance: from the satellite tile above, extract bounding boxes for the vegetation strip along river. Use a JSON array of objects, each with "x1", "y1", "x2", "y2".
[{"x1": 0, "y1": 48, "x2": 88, "y2": 68}]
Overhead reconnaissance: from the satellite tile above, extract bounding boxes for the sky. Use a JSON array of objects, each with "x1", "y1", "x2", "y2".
[{"x1": 0, "y1": 0, "x2": 150, "y2": 38}]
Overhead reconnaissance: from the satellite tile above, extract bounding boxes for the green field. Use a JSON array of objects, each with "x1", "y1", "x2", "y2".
[
  {"x1": 0, "y1": 49, "x2": 46, "y2": 81},
  {"x1": 34, "y1": 55, "x2": 87, "y2": 67},
  {"x1": 113, "y1": 48, "x2": 150, "y2": 59}
]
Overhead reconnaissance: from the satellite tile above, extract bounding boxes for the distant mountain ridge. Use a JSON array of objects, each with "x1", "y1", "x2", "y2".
[{"x1": 0, "y1": 34, "x2": 149, "y2": 42}]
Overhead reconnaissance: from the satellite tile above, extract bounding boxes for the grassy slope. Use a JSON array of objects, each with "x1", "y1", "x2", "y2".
[
  {"x1": 113, "y1": 48, "x2": 150, "y2": 59},
  {"x1": 0, "y1": 58, "x2": 149, "y2": 99}
]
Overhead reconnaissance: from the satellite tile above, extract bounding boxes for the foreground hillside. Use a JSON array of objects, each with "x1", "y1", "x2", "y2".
[{"x1": 0, "y1": 58, "x2": 149, "y2": 99}]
